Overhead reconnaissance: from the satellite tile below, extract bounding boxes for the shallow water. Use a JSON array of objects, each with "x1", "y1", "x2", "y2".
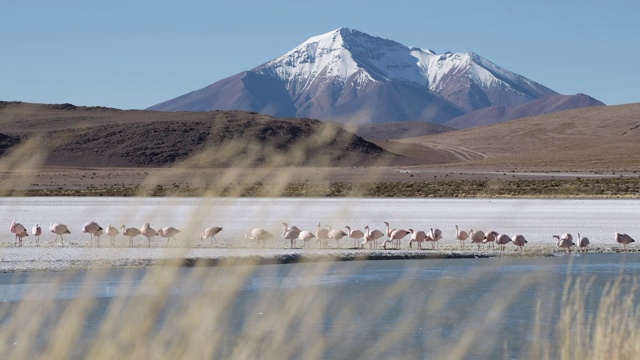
[
  {"x1": 1, "y1": 254, "x2": 640, "y2": 358},
  {"x1": 1, "y1": 197, "x2": 640, "y2": 247}
]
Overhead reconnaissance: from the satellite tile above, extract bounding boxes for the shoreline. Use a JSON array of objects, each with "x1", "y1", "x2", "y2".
[
  {"x1": 4, "y1": 176, "x2": 640, "y2": 198},
  {"x1": 0, "y1": 246, "x2": 631, "y2": 273}
]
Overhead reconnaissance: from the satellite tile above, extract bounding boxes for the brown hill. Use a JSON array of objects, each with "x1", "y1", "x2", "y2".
[
  {"x1": 443, "y1": 94, "x2": 605, "y2": 129},
  {"x1": 0, "y1": 101, "x2": 408, "y2": 167},
  {"x1": 395, "y1": 102, "x2": 640, "y2": 170},
  {"x1": 352, "y1": 120, "x2": 455, "y2": 140}
]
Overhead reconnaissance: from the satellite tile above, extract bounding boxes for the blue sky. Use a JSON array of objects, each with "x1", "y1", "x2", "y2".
[{"x1": 2, "y1": 0, "x2": 638, "y2": 109}]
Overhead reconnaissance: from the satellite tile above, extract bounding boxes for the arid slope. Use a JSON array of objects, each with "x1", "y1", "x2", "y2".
[{"x1": 396, "y1": 103, "x2": 640, "y2": 170}]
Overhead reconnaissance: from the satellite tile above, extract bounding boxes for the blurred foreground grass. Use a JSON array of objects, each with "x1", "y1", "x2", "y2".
[{"x1": 1, "y1": 258, "x2": 639, "y2": 359}]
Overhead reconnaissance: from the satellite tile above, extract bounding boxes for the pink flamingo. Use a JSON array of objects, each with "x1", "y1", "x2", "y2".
[
  {"x1": 140, "y1": 223, "x2": 158, "y2": 248},
  {"x1": 496, "y1": 233, "x2": 511, "y2": 251},
  {"x1": 245, "y1": 228, "x2": 272, "y2": 248},
  {"x1": 10, "y1": 221, "x2": 28, "y2": 247},
  {"x1": 201, "y1": 226, "x2": 223, "y2": 246},
  {"x1": 577, "y1": 233, "x2": 590, "y2": 252},
  {"x1": 426, "y1": 228, "x2": 443, "y2": 249},
  {"x1": 362, "y1": 225, "x2": 385, "y2": 249},
  {"x1": 615, "y1": 232, "x2": 635, "y2": 251},
  {"x1": 345, "y1": 226, "x2": 364, "y2": 248},
  {"x1": 455, "y1": 225, "x2": 469, "y2": 250},
  {"x1": 32, "y1": 224, "x2": 42, "y2": 245},
  {"x1": 483, "y1": 231, "x2": 498, "y2": 250},
  {"x1": 106, "y1": 224, "x2": 119, "y2": 247},
  {"x1": 282, "y1": 223, "x2": 301, "y2": 249},
  {"x1": 158, "y1": 226, "x2": 181, "y2": 246},
  {"x1": 50, "y1": 223, "x2": 70, "y2": 246},
  {"x1": 315, "y1": 223, "x2": 330, "y2": 248},
  {"x1": 408, "y1": 229, "x2": 427, "y2": 249},
  {"x1": 120, "y1": 225, "x2": 140, "y2": 248},
  {"x1": 82, "y1": 221, "x2": 103, "y2": 246},
  {"x1": 327, "y1": 226, "x2": 347, "y2": 248},
  {"x1": 511, "y1": 234, "x2": 528, "y2": 251},
  {"x1": 470, "y1": 229, "x2": 485, "y2": 251}
]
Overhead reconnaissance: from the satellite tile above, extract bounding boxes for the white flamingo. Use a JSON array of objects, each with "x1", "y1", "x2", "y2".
[
  {"x1": 50, "y1": 223, "x2": 70, "y2": 246},
  {"x1": 408, "y1": 229, "x2": 427, "y2": 249},
  {"x1": 282, "y1": 223, "x2": 301, "y2": 249},
  {"x1": 201, "y1": 226, "x2": 223, "y2": 246},
  {"x1": 345, "y1": 226, "x2": 364, "y2": 248},
  {"x1": 140, "y1": 223, "x2": 158, "y2": 248},
  {"x1": 158, "y1": 226, "x2": 181, "y2": 246},
  {"x1": 10, "y1": 221, "x2": 28, "y2": 247},
  {"x1": 512, "y1": 234, "x2": 527, "y2": 251},
  {"x1": 32, "y1": 224, "x2": 42, "y2": 245},
  {"x1": 245, "y1": 228, "x2": 272, "y2": 248},
  {"x1": 470, "y1": 229, "x2": 485, "y2": 251},
  {"x1": 362, "y1": 225, "x2": 385, "y2": 249},
  {"x1": 577, "y1": 233, "x2": 590, "y2": 252},
  {"x1": 496, "y1": 233, "x2": 512, "y2": 251},
  {"x1": 82, "y1": 221, "x2": 103, "y2": 246},
  {"x1": 315, "y1": 223, "x2": 330, "y2": 248},
  {"x1": 455, "y1": 225, "x2": 469, "y2": 250},
  {"x1": 483, "y1": 231, "x2": 498, "y2": 250},
  {"x1": 615, "y1": 232, "x2": 635, "y2": 251},
  {"x1": 327, "y1": 226, "x2": 347, "y2": 248},
  {"x1": 120, "y1": 225, "x2": 140, "y2": 248},
  {"x1": 427, "y1": 228, "x2": 443, "y2": 249},
  {"x1": 106, "y1": 224, "x2": 119, "y2": 247}
]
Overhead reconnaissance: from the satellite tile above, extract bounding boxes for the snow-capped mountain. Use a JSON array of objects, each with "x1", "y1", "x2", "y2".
[{"x1": 149, "y1": 28, "x2": 602, "y2": 126}]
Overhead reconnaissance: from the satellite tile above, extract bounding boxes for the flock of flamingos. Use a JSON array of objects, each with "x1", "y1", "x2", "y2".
[{"x1": 6, "y1": 220, "x2": 638, "y2": 252}]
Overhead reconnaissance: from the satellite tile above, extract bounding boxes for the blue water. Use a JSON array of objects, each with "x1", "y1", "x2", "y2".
[{"x1": 1, "y1": 253, "x2": 639, "y2": 358}]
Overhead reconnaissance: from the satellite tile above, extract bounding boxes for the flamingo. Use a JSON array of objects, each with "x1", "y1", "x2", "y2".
[
  {"x1": 94, "y1": 228, "x2": 104, "y2": 247},
  {"x1": 615, "y1": 232, "x2": 635, "y2": 251},
  {"x1": 577, "y1": 233, "x2": 590, "y2": 252},
  {"x1": 345, "y1": 226, "x2": 364, "y2": 248},
  {"x1": 201, "y1": 226, "x2": 223, "y2": 246},
  {"x1": 82, "y1": 221, "x2": 103, "y2": 246},
  {"x1": 455, "y1": 225, "x2": 469, "y2": 250},
  {"x1": 470, "y1": 229, "x2": 485, "y2": 251},
  {"x1": 140, "y1": 223, "x2": 158, "y2": 248},
  {"x1": 32, "y1": 224, "x2": 42, "y2": 245},
  {"x1": 245, "y1": 228, "x2": 272, "y2": 248},
  {"x1": 427, "y1": 228, "x2": 443, "y2": 249},
  {"x1": 315, "y1": 223, "x2": 330, "y2": 248},
  {"x1": 299, "y1": 230, "x2": 315, "y2": 248},
  {"x1": 50, "y1": 223, "x2": 70, "y2": 246},
  {"x1": 362, "y1": 225, "x2": 385, "y2": 249},
  {"x1": 512, "y1": 234, "x2": 527, "y2": 251},
  {"x1": 120, "y1": 225, "x2": 140, "y2": 248},
  {"x1": 158, "y1": 226, "x2": 181, "y2": 246},
  {"x1": 381, "y1": 222, "x2": 409, "y2": 250},
  {"x1": 106, "y1": 224, "x2": 119, "y2": 247},
  {"x1": 327, "y1": 226, "x2": 347, "y2": 248},
  {"x1": 10, "y1": 221, "x2": 28, "y2": 247},
  {"x1": 483, "y1": 231, "x2": 498, "y2": 250},
  {"x1": 282, "y1": 223, "x2": 301, "y2": 249},
  {"x1": 553, "y1": 234, "x2": 575, "y2": 252},
  {"x1": 408, "y1": 229, "x2": 427, "y2": 249},
  {"x1": 553, "y1": 233, "x2": 573, "y2": 247},
  {"x1": 496, "y1": 233, "x2": 511, "y2": 251}
]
